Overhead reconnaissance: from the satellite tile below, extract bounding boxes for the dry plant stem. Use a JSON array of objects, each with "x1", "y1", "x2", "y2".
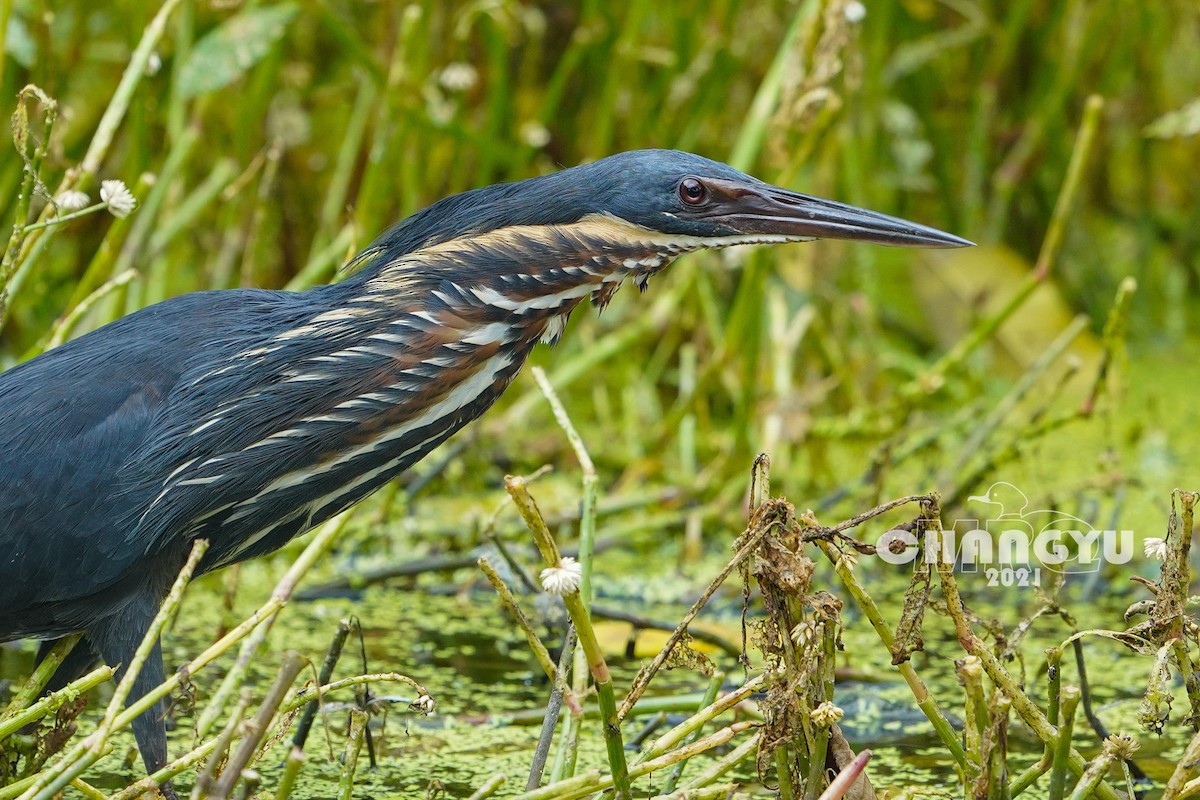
[
  {"x1": 1160, "y1": 491, "x2": 1197, "y2": 640},
  {"x1": 817, "y1": 749, "x2": 871, "y2": 800},
  {"x1": 679, "y1": 732, "x2": 761, "y2": 790},
  {"x1": 1166, "y1": 715, "x2": 1200, "y2": 799},
  {"x1": 926, "y1": 516, "x2": 1122, "y2": 800},
  {"x1": 211, "y1": 651, "x2": 306, "y2": 800},
  {"x1": 504, "y1": 475, "x2": 631, "y2": 800},
  {"x1": 232, "y1": 771, "x2": 259, "y2": 800},
  {"x1": 19, "y1": 539, "x2": 208, "y2": 800},
  {"x1": 815, "y1": 538, "x2": 967, "y2": 769},
  {"x1": 479, "y1": 557, "x2": 559, "y2": 682},
  {"x1": 660, "y1": 671, "x2": 725, "y2": 793},
  {"x1": 976, "y1": 693, "x2": 1012, "y2": 800},
  {"x1": 337, "y1": 708, "x2": 369, "y2": 800},
  {"x1": 505, "y1": 477, "x2": 562, "y2": 568},
  {"x1": 959, "y1": 656, "x2": 987, "y2": 784},
  {"x1": 531, "y1": 366, "x2": 599, "y2": 603},
  {"x1": 0, "y1": 633, "x2": 83, "y2": 718},
  {"x1": 512, "y1": 722, "x2": 757, "y2": 800},
  {"x1": 1171, "y1": 637, "x2": 1200, "y2": 726},
  {"x1": 14, "y1": 0, "x2": 182, "y2": 273},
  {"x1": 1048, "y1": 687, "x2": 1080, "y2": 800},
  {"x1": 527, "y1": 626, "x2": 577, "y2": 790},
  {"x1": 0, "y1": 666, "x2": 115, "y2": 740},
  {"x1": 824, "y1": 494, "x2": 931, "y2": 535},
  {"x1": 548, "y1": 685, "x2": 583, "y2": 784},
  {"x1": 0, "y1": 86, "x2": 57, "y2": 322},
  {"x1": 618, "y1": 526, "x2": 771, "y2": 722},
  {"x1": 191, "y1": 689, "x2": 253, "y2": 800},
  {"x1": 467, "y1": 774, "x2": 508, "y2": 800}
]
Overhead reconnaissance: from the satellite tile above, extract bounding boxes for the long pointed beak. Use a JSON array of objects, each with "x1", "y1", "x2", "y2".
[{"x1": 708, "y1": 181, "x2": 973, "y2": 248}]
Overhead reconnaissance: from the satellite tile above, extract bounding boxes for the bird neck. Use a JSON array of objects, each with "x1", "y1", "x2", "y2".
[{"x1": 346, "y1": 213, "x2": 704, "y2": 346}]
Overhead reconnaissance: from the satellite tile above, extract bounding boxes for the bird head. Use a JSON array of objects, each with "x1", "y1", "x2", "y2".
[
  {"x1": 543, "y1": 149, "x2": 973, "y2": 249},
  {"x1": 358, "y1": 149, "x2": 971, "y2": 267}
]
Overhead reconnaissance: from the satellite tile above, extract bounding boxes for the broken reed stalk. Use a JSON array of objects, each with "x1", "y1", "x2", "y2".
[
  {"x1": 978, "y1": 694, "x2": 1011, "y2": 800},
  {"x1": 18, "y1": 539, "x2": 209, "y2": 800},
  {"x1": 1048, "y1": 687, "x2": 1080, "y2": 800},
  {"x1": 466, "y1": 774, "x2": 508, "y2": 800},
  {"x1": 527, "y1": 626, "x2": 577, "y2": 790},
  {"x1": 1069, "y1": 737, "x2": 1132, "y2": 800},
  {"x1": 211, "y1": 651, "x2": 307, "y2": 800},
  {"x1": 0, "y1": 666, "x2": 115, "y2": 741},
  {"x1": 958, "y1": 656, "x2": 987, "y2": 784},
  {"x1": 0, "y1": 634, "x2": 83, "y2": 717},
  {"x1": 504, "y1": 475, "x2": 632, "y2": 800},
  {"x1": 197, "y1": 514, "x2": 353, "y2": 738},
  {"x1": 1009, "y1": 648, "x2": 1058, "y2": 794},
  {"x1": 274, "y1": 748, "x2": 305, "y2": 800},
  {"x1": 279, "y1": 673, "x2": 432, "y2": 716},
  {"x1": 479, "y1": 556, "x2": 560, "y2": 682},
  {"x1": 659, "y1": 671, "x2": 724, "y2": 793},
  {"x1": 191, "y1": 689, "x2": 253, "y2": 800},
  {"x1": 337, "y1": 708, "x2": 369, "y2": 800},
  {"x1": 677, "y1": 733, "x2": 760, "y2": 791},
  {"x1": 510, "y1": 722, "x2": 757, "y2": 800},
  {"x1": 637, "y1": 675, "x2": 765, "y2": 768}
]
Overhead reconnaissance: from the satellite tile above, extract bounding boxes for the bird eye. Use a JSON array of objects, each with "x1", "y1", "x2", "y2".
[{"x1": 679, "y1": 178, "x2": 707, "y2": 205}]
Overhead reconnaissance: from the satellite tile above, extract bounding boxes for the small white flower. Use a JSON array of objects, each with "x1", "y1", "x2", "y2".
[
  {"x1": 836, "y1": 551, "x2": 858, "y2": 572},
  {"x1": 438, "y1": 62, "x2": 478, "y2": 92},
  {"x1": 100, "y1": 180, "x2": 136, "y2": 219},
  {"x1": 540, "y1": 556, "x2": 583, "y2": 596},
  {"x1": 1144, "y1": 537, "x2": 1168, "y2": 561},
  {"x1": 55, "y1": 190, "x2": 90, "y2": 213},
  {"x1": 844, "y1": 0, "x2": 867, "y2": 23}
]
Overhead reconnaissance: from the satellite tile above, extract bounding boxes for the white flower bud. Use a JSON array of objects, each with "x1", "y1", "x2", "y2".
[
  {"x1": 540, "y1": 556, "x2": 583, "y2": 596},
  {"x1": 100, "y1": 179, "x2": 136, "y2": 219}
]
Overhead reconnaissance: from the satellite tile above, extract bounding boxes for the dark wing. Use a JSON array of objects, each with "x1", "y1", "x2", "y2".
[
  {"x1": 118, "y1": 281, "x2": 471, "y2": 570},
  {"x1": 0, "y1": 289, "x2": 314, "y2": 634}
]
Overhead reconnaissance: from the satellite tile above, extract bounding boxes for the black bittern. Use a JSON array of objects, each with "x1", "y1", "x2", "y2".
[{"x1": 0, "y1": 149, "x2": 970, "y2": 789}]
